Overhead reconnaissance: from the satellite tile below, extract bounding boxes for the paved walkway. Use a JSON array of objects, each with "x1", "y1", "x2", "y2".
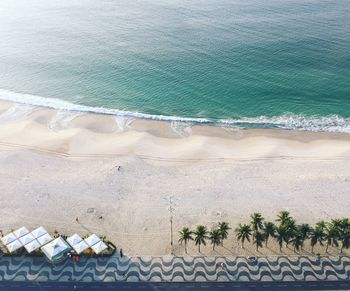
[
  {"x1": 2, "y1": 280, "x2": 350, "y2": 291},
  {"x1": 0, "y1": 255, "x2": 349, "y2": 282}
]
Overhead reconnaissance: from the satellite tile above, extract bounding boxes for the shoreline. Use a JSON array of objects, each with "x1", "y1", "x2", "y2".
[
  {"x1": 0, "y1": 101, "x2": 350, "y2": 256},
  {"x1": 1, "y1": 91, "x2": 350, "y2": 133},
  {"x1": 0, "y1": 101, "x2": 350, "y2": 161}
]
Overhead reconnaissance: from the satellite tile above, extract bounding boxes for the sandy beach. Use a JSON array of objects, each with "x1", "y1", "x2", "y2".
[{"x1": 0, "y1": 101, "x2": 350, "y2": 256}]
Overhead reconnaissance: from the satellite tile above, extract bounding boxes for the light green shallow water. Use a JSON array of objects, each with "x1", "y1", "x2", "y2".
[{"x1": 0, "y1": 0, "x2": 350, "y2": 131}]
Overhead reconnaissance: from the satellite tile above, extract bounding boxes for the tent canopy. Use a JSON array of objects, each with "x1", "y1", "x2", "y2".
[
  {"x1": 1, "y1": 232, "x2": 16, "y2": 245},
  {"x1": 37, "y1": 233, "x2": 53, "y2": 246},
  {"x1": 41, "y1": 237, "x2": 71, "y2": 261},
  {"x1": 73, "y1": 240, "x2": 89, "y2": 254},
  {"x1": 6, "y1": 239, "x2": 23, "y2": 253},
  {"x1": 67, "y1": 234, "x2": 82, "y2": 247},
  {"x1": 24, "y1": 239, "x2": 41, "y2": 253},
  {"x1": 91, "y1": 241, "x2": 108, "y2": 254},
  {"x1": 14, "y1": 227, "x2": 29, "y2": 239},
  {"x1": 31, "y1": 227, "x2": 48, "y2": 239},
  {"x1": 19, "y1": 233, "x2": 35, "y2": 246},
  {"x1": 84, "y1": 234, "x2": 100, "y2": 247}
]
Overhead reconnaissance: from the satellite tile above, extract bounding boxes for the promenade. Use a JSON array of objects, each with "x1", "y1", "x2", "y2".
[{"x1": 0, "y1": 255, "x2": 349, "y2": 282}]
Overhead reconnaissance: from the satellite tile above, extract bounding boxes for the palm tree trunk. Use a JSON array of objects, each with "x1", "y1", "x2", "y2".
[
  {"x1": 213, "y1": 245, "x2": 215, "y2": 251},
  {"x1": 185, "y1": 242, "x2": 187, "y2": 254},
  {"x1": 325, "y1": 242, "x2": 329, "y2": 254},
  {"x1": 265, "y1": 238, "x2": 268, "y2": 247},
  {"x1": 312, "y1": 245, "x2": 314, "y2": 253},
  {"x1": 198, "y1": 244, "x2": 201, "y2": 253}
]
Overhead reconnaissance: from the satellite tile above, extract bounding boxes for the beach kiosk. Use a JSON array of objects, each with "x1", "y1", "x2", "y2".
[{"x1": 41, "y1": 237, "x2": 71, "y2": 262}]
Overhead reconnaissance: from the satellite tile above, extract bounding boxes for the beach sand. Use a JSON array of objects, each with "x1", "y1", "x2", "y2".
[{"x1": 0, "y1": 101, "x2": 350, "y2": 256}]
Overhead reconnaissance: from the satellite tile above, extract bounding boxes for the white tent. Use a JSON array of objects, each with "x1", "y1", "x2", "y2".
[
  {"x1": 91, "y1": 241, "x2": 108, "y2": 254},
  {"x1": 1, "y1": 232, "x2": 16, "y2": 245},
  {"x1": 41, "y1": 237, "x2": 71, "y2": 261},
  {"x1": 31, "y1": 227, "x2": 48, "y2": 239},
  {"x1": 19, "y1": 233, "x2": 35, "y2": 246},
  {"x1": 37, "y1": 233, "x2": 53, "y2": 246},
  {"x1": 24, "y1": 239, "x2": 41, "y2": 253},
  {"x1": 6, "y1": 239, "x2": 23, "y2": 252},
  {"x1": 67, "y1": 234, "x2": 82, "y2": 247},
  {"x1": 72, "y1": 240, "x2": 89, "y2": 254},
  {"x1": 84, "y1": 234, "x2": 100, "y2": 247},
  {"x1": 13, "y1": 227, "x2": 29, "y2": 238}
]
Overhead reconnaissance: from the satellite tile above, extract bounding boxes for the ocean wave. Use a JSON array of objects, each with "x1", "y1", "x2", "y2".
[
  {"x1": 219, "y1": 115, "x2": 350, "y2": 133},
  {"x1": 0, "y1": 88, "x2": 210, "y2": 123},
  {"x1": 0, "y1": 88, "x2": 350, "y2": 133}
]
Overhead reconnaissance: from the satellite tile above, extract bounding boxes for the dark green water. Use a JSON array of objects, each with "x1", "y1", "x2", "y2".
[{"x1": 0, "y1": 0, "x2": 350, "y2": 131}]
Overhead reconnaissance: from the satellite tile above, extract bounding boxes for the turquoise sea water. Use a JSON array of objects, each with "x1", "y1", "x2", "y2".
[{"x1": 0, "y1": 0, "x2": 350, "y2": 131}]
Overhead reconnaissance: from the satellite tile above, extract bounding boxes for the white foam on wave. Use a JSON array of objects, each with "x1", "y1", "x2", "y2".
[
  {"x1": 48, "y1": 110, "x2": 84, "y2": 131},
  {"x1": 0, "y1": 88, "x2": 209, "y2": 123},
  {"x1": 114, "y1": 116, "x2": 134, "y2": 132},
  {"x1": 220, "y1": 115, "x2": 350, "y2": 133},
  {"x1": 170, "y1": 121, "x2": 193, "y2": 137},
  {"x1": 0, "y1": 88, "x2": 350, "y2": 133},
  {"x1": 0, "y1": 103, "x2": 34, "y2": 124}
]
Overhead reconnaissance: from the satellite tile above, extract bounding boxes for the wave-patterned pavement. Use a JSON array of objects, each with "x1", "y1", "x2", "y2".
[{"x1": 0, "y1": 255, "x2": 349, "y2": 282}]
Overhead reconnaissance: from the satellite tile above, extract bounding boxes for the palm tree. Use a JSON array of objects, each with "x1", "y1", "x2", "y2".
[
  {"x1": 209, "y1": 229, "x2": 221, "y2": 250},
  {"x1": 284, "y1": 218, "x2": 297, "y2": 246},
  {"x1": 235, "y1": 224, "x2": 252, "y2": 248},
  {"x1": 250, "y1": 213, "x2": 264, "y2": 233},
  {"x1": 324, "y1": 223, "x2": 339, "y2": 253},
  {"x1": 340, "y1": 229, "x2": 350, "y2": 253},
  {"x1": 332, "y1": 218, "x2": 343, "y2": 228},
  {"x1": 194, "y1": 225, "x2": 208, "y2": 253},
  {"x1": 338, "y1": 218, "x2": 350, "y2": 253},
  {"x1": 310, "y1": 226, "x2": 325, "y2": 253},
  {"x1": 299, "y1": 224, "x2": 312, "y2": 250},
  {"x1": 275, "y1": 225, "x2": 289, "y2": 252},
  {"x1": 276, "y1": 211, "x2": 292, "y2": 226},
  {"x1": 253, "y1": 231, "x2": 265, "y2": 251},
  {"x1": 178, "y1": 227, "x2": 193, "y2": 254},
  {"x1": 290, "y1": 230, "x2": 303, "y2": 253},
  {"x1": 339, "y1": 218, "x2": 350, "y2": 230},
  {"x1": 263, "y1": 222, "x2": 275, "y2": 247},
  {"x1": 218, "y1": 222, "x2": 231, "y2": 246},
  {"x1": 316, "y1": 220, "x2": 326, "y2": 231}
]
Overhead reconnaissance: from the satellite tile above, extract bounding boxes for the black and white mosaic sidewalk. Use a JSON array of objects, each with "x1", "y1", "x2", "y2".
[{"x1": 0, "y1": 255, "x2": 350, "y2": 282}]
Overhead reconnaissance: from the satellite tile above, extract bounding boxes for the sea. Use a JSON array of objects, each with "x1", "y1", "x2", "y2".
[{"x1": 0, "y1": 0, "x2": 350, "y2": 132}]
